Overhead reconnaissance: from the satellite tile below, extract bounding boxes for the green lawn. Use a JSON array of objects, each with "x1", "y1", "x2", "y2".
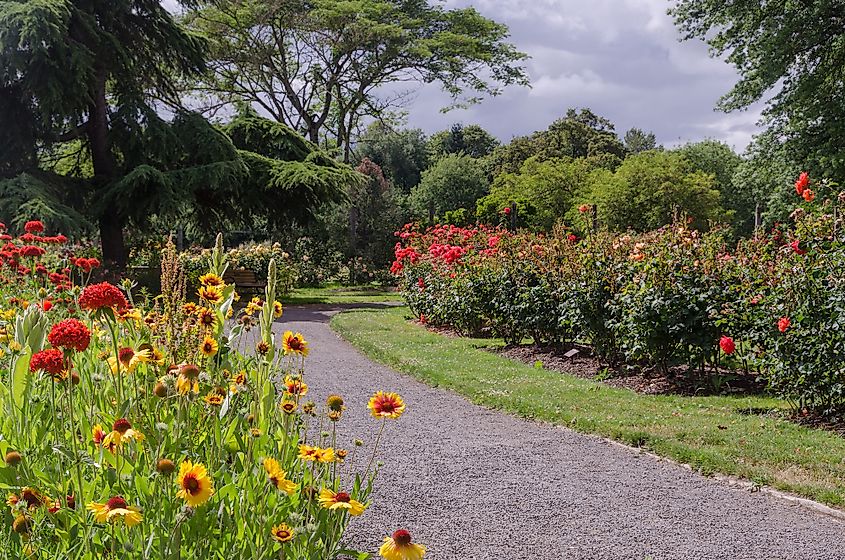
[
  {"x1": 332, "y1": 306, "x2": 845, "y2": 508},
  {"x1": 281, "y1": 284, "x2": 400, "y2": 305}
]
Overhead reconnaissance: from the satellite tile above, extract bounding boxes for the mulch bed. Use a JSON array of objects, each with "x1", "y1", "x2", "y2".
[{"x1": 490, "y1": 343, "x2": 766, "y2": 397}]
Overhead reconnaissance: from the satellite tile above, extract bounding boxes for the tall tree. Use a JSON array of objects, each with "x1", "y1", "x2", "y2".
[
  {"x1": 623, "y1": 128, "x2": 658, "y2": 154},
  {"x1": 671, "y1": 0, "x2": 845, "y2": 177},
  {"x1": 185, "y1": 0, "x2": 529, "y2": 161},
  {"x1": 428, "y1": 123, "x2": 500, "y2": 160},
  {"x1": 0, "y1": 2, "x2": 357, "y2": 265},
  {"x1": 355, "y1": 122, "x2": 429, "y2": 192}
]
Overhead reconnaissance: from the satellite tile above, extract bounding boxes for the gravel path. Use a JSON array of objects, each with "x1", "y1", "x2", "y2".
[{"x1": 279, "y1": 305, "x2": 842, "y2": 560}]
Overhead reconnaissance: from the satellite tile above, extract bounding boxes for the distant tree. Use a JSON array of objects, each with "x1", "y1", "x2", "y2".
[
  {"x1": 675, "y1": 140, "x2": 749, "y2": 234},
  {"x1": 671, "y1": 0, "x2": 845, "y2": 178},
  {"x1": 476, "y1": 157, "x2": 596, "y2": 229},
  {"x1": 355, "y1": 123, "x2": 429, "y2": 192},
  {"x1": 409, "y1": 154, "x2": 488, "y2": 221},
  {"x1": 428, "y1": 123, "x2": 500, "y2": 160},
  {"x1": 586, "y1": 151, "x2": 727, "y2": 232},
  {"x1": 186, "y1": 0, "x2": 529, "y2": 161},
  {"x1": 490, "y1": 108, "x2": 625, "y2": 176},
  {"x1": 624, "y1": 128, "x2": 658, "y2": 154}
]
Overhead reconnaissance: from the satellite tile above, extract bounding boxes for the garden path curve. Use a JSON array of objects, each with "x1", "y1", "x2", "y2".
[{"x1": 278, "y1": 304, "x2": 842, "y2": 560}]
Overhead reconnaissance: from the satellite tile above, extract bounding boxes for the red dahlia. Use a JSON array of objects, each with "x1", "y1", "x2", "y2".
[
  {"x1": 719, "y1": 336, "x2": 736, "y2": 355},
  {"x1": 30, "y1": 349, "x2": 65, "y2": 376},
  {"x1": 48, "y1": 319, "x2": 91, "y2": 352},
  {"x1": 24, "y1": 220, "x2": 45, "y2": 233},
  {"x1": 79, "y1": 282, "x2": 128, "y2": 312}
]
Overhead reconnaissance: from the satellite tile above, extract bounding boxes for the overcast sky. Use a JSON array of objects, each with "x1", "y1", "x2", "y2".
[
  {"x1": 166, "y1": 0, "x2": 763, "y2": 152},
  {"x1": 407, "y1": 0, "x2": 763, "y2": 151}
]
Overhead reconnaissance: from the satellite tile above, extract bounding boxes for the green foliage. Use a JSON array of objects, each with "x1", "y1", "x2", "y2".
[
  {"x1": 623, "y1": 128, "x2": 658, "y2": 155},
  {"x1": 476, "y1": 157, "x2": 596, "y2": 229},
  {"x1": 671, "y1": 0, "x2": 845, "y2": 179},
  {"x1": 427, "y1": 123, "x2": 499, "y2": 160},
  {"x1": 186, "y1": 0, "x2": 529, "y2": 158},
  {"x1": 355, "y1": 123, "x2": 430, "y2": 192},
  {"x1": 586, "y1": 150, "x2": 728, "y2": 232},
  {"x1": 489, "y1": 108, "x2": 625, "y2": 176},
  {"x1": 409, "y1": 154, "x2": 489, "y2": 222}
]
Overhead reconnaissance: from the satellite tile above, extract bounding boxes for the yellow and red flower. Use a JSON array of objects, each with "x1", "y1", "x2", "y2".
[
  {"x1": 282, "y1": 331, "x2": 309, "y2": 357},
  {"x1": 368, "y1": 391, "x2": 406, "y2": 420},
  {"x1": 379, "y1": 529, "x2": 427, "y2": 560},
  {"x1": 176, "y1": 461, "x2": 214, "y2": 507},
  {"x1": 270, "y1": 523, "x2": 295, "y2": 543},
  {"x1": 87, "y1": 496, "x2": 142, "y2": 527},
  {"x1": 263, "y1": 458, "x2": 296, "y2": 494},
  {"x1": 318, "y1": 488, "x2": 365, "y2": 516}
]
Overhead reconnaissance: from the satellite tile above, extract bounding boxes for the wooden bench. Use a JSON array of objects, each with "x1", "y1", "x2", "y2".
[{"x1": 223, "y1": 268, "x2": 266, "y2": 294}]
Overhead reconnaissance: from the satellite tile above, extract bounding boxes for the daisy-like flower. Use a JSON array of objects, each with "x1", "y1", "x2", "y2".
[
  {"x1": 101, "y1": 418, "x2": 145, "y2": 449},
  {"x1": 108, "y1": 346, "x2": 151, "y2": 374},
  {"x1": 204, "y1": 392, "x2": 224, "y2": 406},
  {"x1": 198, "y1": 285, "x2": 223, "y2": 305},
  {"x1": 279, "y1": 399, "x2": 298, "y2": 414},
  {"x1": 317, "y1": 447, "x2": 336, "y2": 463},
  {"x1": 199, "y1": 336, "x2": 219, "y2": 357},
  {"x1": 283, "y1": 375, "x2": 308, "y2": 397},
  {"x1": 91, "y1": 424, "x2": 106, "y2": 445},
  {"x1": 87, "y1": 496, "x2": 142, "y2": 527},
  {"x1": 199, "y1": 273, "x2": 225, "y2": 287},
  {"x1": 230, "y1": 370, "x2": 247, "y2": 393},
  {"x1": 318, "y1": 488, "x2": 366, "y2": 516},
  {"x1": 368, "y1": 391, "x2": 406, "y2": 420},
  {"x1": 196, "y1": 307, "x2": 217, "y2": 330},
  {"x1": 263, "y1": 458, "x2": 296, "y2": 494},
  {"x1": 176, "y1": 461, "x2": 214, "y2": 507},
  {"x1": 379, "y1": 529, "x2": 427, "y2": 560},
  {"x1": 245, "y1": 297, "x2": 263, "y2": 316},
  {"x1": 177, "y1": 363, "x2": 201, "y2": 395},
  {"x1": 273, "y1": 301, "x2": 283, "y2": 318},
  {"x1": 270, "y1": 523, "x2": 295, "y2": 543},
  {"x1": 282, "y1": 331, "x2": 309, "y2": 357},
  {"x1": 182, "y1": 302, "x2": 198, "y2": 315}
]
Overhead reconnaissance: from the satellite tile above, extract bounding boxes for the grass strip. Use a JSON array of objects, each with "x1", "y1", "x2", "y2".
[{"x1": 332, "y1": 306, "x2": 845, "y2": 508}]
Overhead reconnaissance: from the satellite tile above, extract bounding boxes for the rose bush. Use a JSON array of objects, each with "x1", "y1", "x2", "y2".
[{"x1": 394, "y1": 175, "x2": 845, "y2": 413}]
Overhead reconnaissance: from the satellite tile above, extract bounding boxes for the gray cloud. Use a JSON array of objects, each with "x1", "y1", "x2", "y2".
[{"x1": 401, "y1": 0, "x2": 763, "y2": 152}]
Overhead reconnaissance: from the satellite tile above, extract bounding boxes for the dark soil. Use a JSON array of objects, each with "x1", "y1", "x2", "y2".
[{"x1": 492, "y1": 343, "x2": 767, "y2": 397}]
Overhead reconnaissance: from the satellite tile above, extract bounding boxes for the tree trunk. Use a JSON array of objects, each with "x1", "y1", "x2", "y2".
[{"x1": 88, "y1": 68, "x2": 126, "y2": 268}]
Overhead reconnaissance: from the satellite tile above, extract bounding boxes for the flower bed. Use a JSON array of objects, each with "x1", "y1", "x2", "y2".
[
  {"x1": 393, "y1": 174, "x2": 845, "y2": 414},
  {"x1": 0, "y1": 226, "x2": 426, "y2": 558}
]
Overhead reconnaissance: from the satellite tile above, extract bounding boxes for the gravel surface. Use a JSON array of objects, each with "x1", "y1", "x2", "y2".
[{"x1": 278, "y1": 305, "x2": 843, "y2": 560}]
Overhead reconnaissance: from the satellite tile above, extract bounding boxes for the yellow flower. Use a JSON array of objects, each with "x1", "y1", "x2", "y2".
[
  {"x1": 282, "y1": 331, "x2": 309, "y2": 357},
  {"x1": 87, "y1": 496, "x2": 142, "y2": 527},
  {"x1": 196, "y1": 307, "x2": 217, "y2": 330},
  {"x1": 198, "y1": 285, "x2": 223, "y2": 304},
  {"x1": 263, "y1": 458, "x2": 296, "y2": 494},
  {"x1": 199, "y1": 273, "x2": 225, "y2": 287},
  {"x1": 317, "y1": 488, "x2": 365, "y2": 516},
  {"x1": 270, "y1": 523, "x2": 295, "y2": 543},
  {"x1": 317, "y1": 447, "x2": 335, "y2": 463},
  {"x1": 204, "y1": 392, "x2": 224, "y2": 406},
  {"x1": 118, "y1": 308, "x2": 143, "y2": 323},
  {"x1": 279, "y1": 399, "x2": 298, "y2": 414},
  {"x1": 273, "y1": 301, "x2": 283, "y2": 318},
  {"x1": 101, "y1": 418, "x2": 144, "y2": 450},
  {"x1": 283, "y1": 375, "x2": 308, "y2": 397},
  {"x1": 230, "y1": 370, "x2": 247, "y2": 393},
  {"x1": 199, "y1": 336, "x2": 218, "y2": 357},
  {"x1": 108, "y1": 347, "x2": 152, "y2": 374},
  {"x1": 379, "y1": 530, "x2": 427, "y2": 560},
  {"x1": 245, "y1": 296, "x2": 263, "y2": 316},
  {"x1": 176, "y1": 461, "x2": 214, "y2": 507},
  {"x1": 368, "y1": 392, "x2": 406, "y2": 420}
]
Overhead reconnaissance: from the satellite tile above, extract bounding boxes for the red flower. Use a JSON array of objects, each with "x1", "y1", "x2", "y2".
[
  {"x1": 790, "y1": 240, "x2": 806, "y2": 255},
  {"x1": 719, "y1": 336, "x2": 736, "y2": 355},
  {"x1": 48, "y1": 319, "x2": 91, "y2": 352},
  {"x1": 41, "y1": 300, "x2": 53, "y2": 312},
  {"x1": 794, "y1": 172, "x2": 810, "y2": 195},
  {"x1": 567, "y1": 233, "x2": 578, "y2": 243},
  {"x1": 24, "y1": 220, "x2": 45, "y2": 233},
  {"x1": 417, "y1": 278, "x2": 425, "y2": 290},
  {"x1": 30, "y1": 349, "x2": 65, "y2": 376},
  {"x1": 503, "y1": 207, "x2": 512, "y2": 215},
  {"x1": 419, "y1": 314, "x2": 427, "y2": 324},
  {"x1": 778, "y1": 316, "x2": 791, "y2": 333},
  {"x1": 79, "y1": 282, "x2": 128, "y2": 312},
  {"x1": 19, "y1": 245, "x2": 45, "y2": 258},
  {"x1": 802, "y1": 189, "x2": 815, "y2": 202},
  {"x1": 578, "y1": 204, "x2": 591, "y2": 213}
]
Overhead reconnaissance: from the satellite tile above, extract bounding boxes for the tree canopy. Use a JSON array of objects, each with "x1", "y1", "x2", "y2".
[
  {"x1": 671, "y1": 0, "x2": 845, "y2": 177},
  {"x1": 428, "y1": 123, "x2": 500, "y2": 160},
  {"x1": 0, "y1": 0, "x2": 357, "y2": 265},
  {"x1": 185, "y1": 0, "x2": 529, "y2": 161}
]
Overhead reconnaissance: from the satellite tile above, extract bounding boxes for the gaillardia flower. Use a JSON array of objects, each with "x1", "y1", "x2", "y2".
[
  {"x1": 271, "y1": 523, "x2": 295, "y2": 543},
  {"x1": 283, "y1": 375, "x2": 308, "y2": 397},
  {"x1": 263, "y1": 458, "x2": 296, "y2": 494},
  {"x1": 318, "y1": 488, "x2": 366, "y2": 516},
  {"x1": 379, "y1": 529, "x2": 427, "y2": 560},
  {"x1": 177, "y1": 461, "x2": 214, "y2": 507},
  {"x1": 368, "y1": 391, "x2": 406, "y2": 420},
  {"x1": 87, "y1": 496, "x2": 142, "y2": 527},
  {"x1": 282, "y1": 331, "x2": 309, "y2": 356},
  {"x1": 101, "y1": 418, "x2": 145, "y2": 449},
  {"x1": 199, "y1": 336, "x2": 219, "y2": 357}
]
